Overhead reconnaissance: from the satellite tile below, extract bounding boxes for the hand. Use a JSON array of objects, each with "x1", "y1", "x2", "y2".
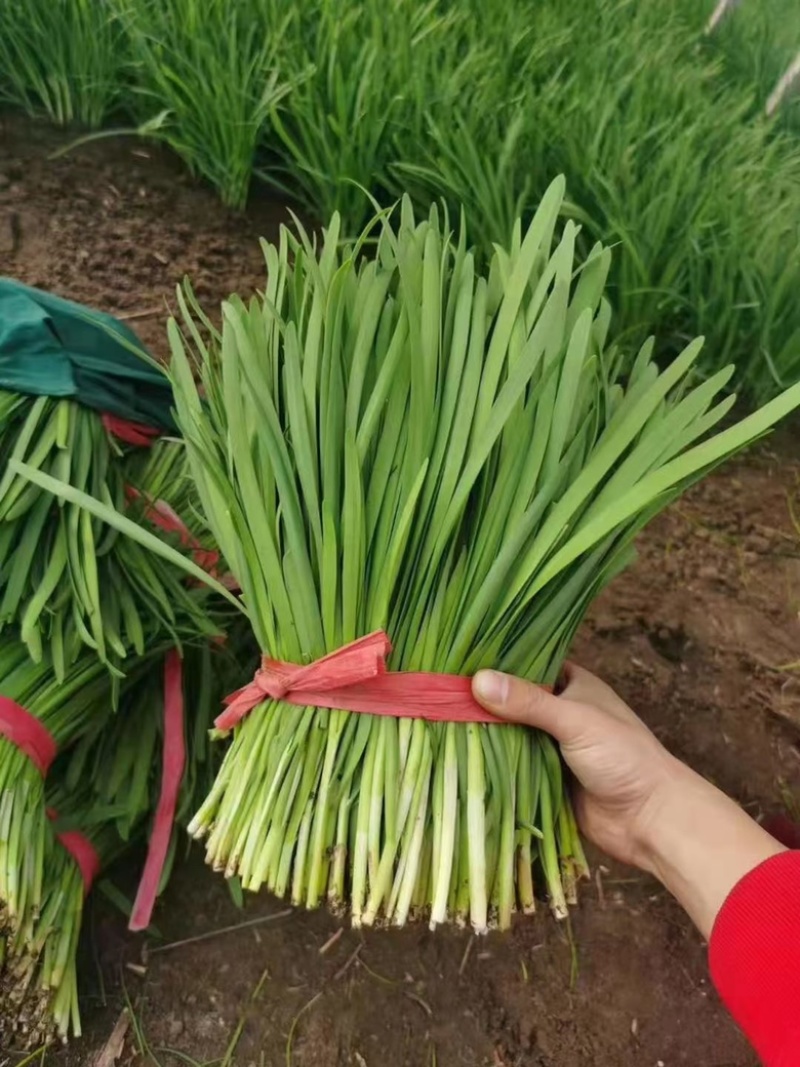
[
  {"x1": 472, "y1": 663, "x2": 681, "y2": 870},
  {"x1": 472, "y1": 664, "x2": 785, "y2": 937}
]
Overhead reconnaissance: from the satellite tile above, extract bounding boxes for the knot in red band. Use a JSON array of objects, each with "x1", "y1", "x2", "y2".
[
  {"x1": 217, "y1": 632, "x2": 392, "y2": 730},
  {"x1": 256, "y1": 663, "x2": 295, "y2": 701}
]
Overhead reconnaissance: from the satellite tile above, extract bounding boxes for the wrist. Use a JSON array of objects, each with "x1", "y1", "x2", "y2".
[
  {"x1": 632, "y1": 757, "x2": 707, "y2": 872},
  {"x1": 633, "y1": 759, "x2": 786, "y2": 938}
]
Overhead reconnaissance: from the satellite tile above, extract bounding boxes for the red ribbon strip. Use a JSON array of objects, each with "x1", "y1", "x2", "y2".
[
  {"x1": 216, "y1": 631, "x2": 506, "y2": 732},
  {"x1": 129, "y1": 649, "x2": 186, "y2": 932},
  {"x1": 102, "y1": 414, "x2": 161, "y2": 447},
  {"x1": 0, "y1": 697, "x2": 58, "y2": 775},
  {"x1": 46, "y1": 809, "x2": 100, "y2": 896},
  {"x1": 125, "y1": 485, "x2": 223, "y2": 576}
]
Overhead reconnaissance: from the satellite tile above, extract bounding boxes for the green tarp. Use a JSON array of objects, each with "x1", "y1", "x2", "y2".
[{"x1": 0, "y1": 279, "x2": 176, "y2": 431}]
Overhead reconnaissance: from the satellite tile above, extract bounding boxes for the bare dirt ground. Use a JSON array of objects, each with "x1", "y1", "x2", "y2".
[{"x1": 2, "y1": 113, "x2": 799, "y2": 1067}]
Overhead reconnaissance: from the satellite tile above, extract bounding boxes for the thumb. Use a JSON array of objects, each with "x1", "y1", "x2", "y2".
[{"x1": 472, "y1": 669, "x2": 601, "y2": 747}]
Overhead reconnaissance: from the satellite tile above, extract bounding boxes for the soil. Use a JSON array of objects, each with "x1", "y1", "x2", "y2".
[{"x1": 2, "y1": 113, "x2": 799, "y2": 1067}]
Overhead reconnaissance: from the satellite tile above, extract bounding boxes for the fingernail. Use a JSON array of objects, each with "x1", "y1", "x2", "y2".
[{"x1": 473, "y1": 670, "x2": 509, "y2": 708}]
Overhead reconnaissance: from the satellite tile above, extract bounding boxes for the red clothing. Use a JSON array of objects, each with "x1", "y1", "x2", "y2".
[{"x1": 709, "y1": 851, "x2": 800, "y2": 1066}]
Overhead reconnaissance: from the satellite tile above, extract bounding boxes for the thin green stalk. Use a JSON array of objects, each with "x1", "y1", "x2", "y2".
[
  {"x1": 429, "y1": 723, "x2": 458, "y2": 929},
  {"x1": 350, "y1": 721, "x2": 378, "y2": 925},
  {"x1": 466, "y1": 725, "x2": 488, "y2": 934}
]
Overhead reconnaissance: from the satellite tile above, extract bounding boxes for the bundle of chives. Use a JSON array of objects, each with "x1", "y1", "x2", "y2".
[
  {"x1": 28, "y1": 180, "x2": 800, "y2": 931},
  {"x1": 0, "y1": 634, "x2": 203, "y2": 938},
  {"x1": 0, "y1": 410, "x2": 230, "y2": 950},
  {"x1": 0, "y1": 394, "x2": 218, "y2": 676},
  {"x1": 0, "y1": 638, "x2": 240, "y2": 1047},
  {"x1": 172, "y1": 181, "x2": 800, "y2": 930},
  {"x1": 0, "y1": 640, "x2": 114, "y2": 934},
  {"x1": 0, "y1": 787, "x2": 117, "y2": 1048}
]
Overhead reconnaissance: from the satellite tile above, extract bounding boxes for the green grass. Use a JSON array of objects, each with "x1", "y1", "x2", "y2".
[
  {"x1": 0, "y1": 0, "x2": 799, "y2": 400},
  {"x1": 0, "y1": 0, "x2": 123, "y2": 127},
  {"x1": 707, "y1": 0, "x2": 800, "y2": 127},
  {"x1": 516, "y1": 1, "x2": 800, "y2": 403},
  {"x1": 119, "y1": 0, "x2": 296, "y2": 210},
  {"x1": 261, "y1": 0, "x2": 461, "y2": 226},
  {"x1": 378, "y1": 0, "x2": 800, "y2": 402}
]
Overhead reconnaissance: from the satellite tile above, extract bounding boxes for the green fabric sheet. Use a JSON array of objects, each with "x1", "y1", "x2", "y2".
[{"x1": 0, "y1": 279, "x2": 176, "y2": 431}]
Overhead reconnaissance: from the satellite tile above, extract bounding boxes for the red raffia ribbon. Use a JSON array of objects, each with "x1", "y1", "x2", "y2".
[
  {"x1": 125, "y1": 485, "x2": 224, "y2": 577},
  {"x1": 129, "y1": 649, "x2": 185, "y2": 932},
  {"x1": 0, "y1": 697, "x2": 58, "y2": 775},
  {"x1": 217, "y1": 630, "x2": 508, "y2": 732},
  {"x1": 46, "y1": 809, "x2": 100, "y2": 896},
  {"x1": 103, "y1": 414, "x2": 235, "y2": 584},
  {"x1": 102, "y1": 413, "x2": 161, "y2": 447}
]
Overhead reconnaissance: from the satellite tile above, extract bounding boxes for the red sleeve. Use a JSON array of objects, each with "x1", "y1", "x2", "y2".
[{"x1": 709, "y1": 850, "x2": 800, "y2": 1067}]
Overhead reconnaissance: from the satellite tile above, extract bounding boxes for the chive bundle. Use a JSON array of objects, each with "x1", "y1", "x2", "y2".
[
  {"x1": 0, "y1": 301, "x2": 240, "y2": 1044},
  {"x1": 0, "y1": 641, "x2": 114, "y2": 933},
  {"x1": 0, "y1": 788, "x2": 119, "y2": 1047},
  {"x1": 164, "y1": 180, "x2": 800, "y2": 930},
  {"x1": 0, "y1": 423, "x2": 234, "y2": 1044},
  {"x1": 0, "y1": 639, "x2": 238, "y2": 1046},
  {"x1": 0, "y1": 394, "x2": 218, "y2": 676}
]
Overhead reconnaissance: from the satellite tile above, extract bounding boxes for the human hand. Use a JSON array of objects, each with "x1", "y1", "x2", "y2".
[
  {"x1": 472, "y1": 664, "x2": 785, "y2": 937},
  {"x1": 472, "y1": 662, "x2": 683, "y2": 870}
]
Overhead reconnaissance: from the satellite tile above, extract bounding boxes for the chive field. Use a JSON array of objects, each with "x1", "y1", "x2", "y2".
[{"x1": 1, "y1": 0, "x2": 799, "y2": 399}]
